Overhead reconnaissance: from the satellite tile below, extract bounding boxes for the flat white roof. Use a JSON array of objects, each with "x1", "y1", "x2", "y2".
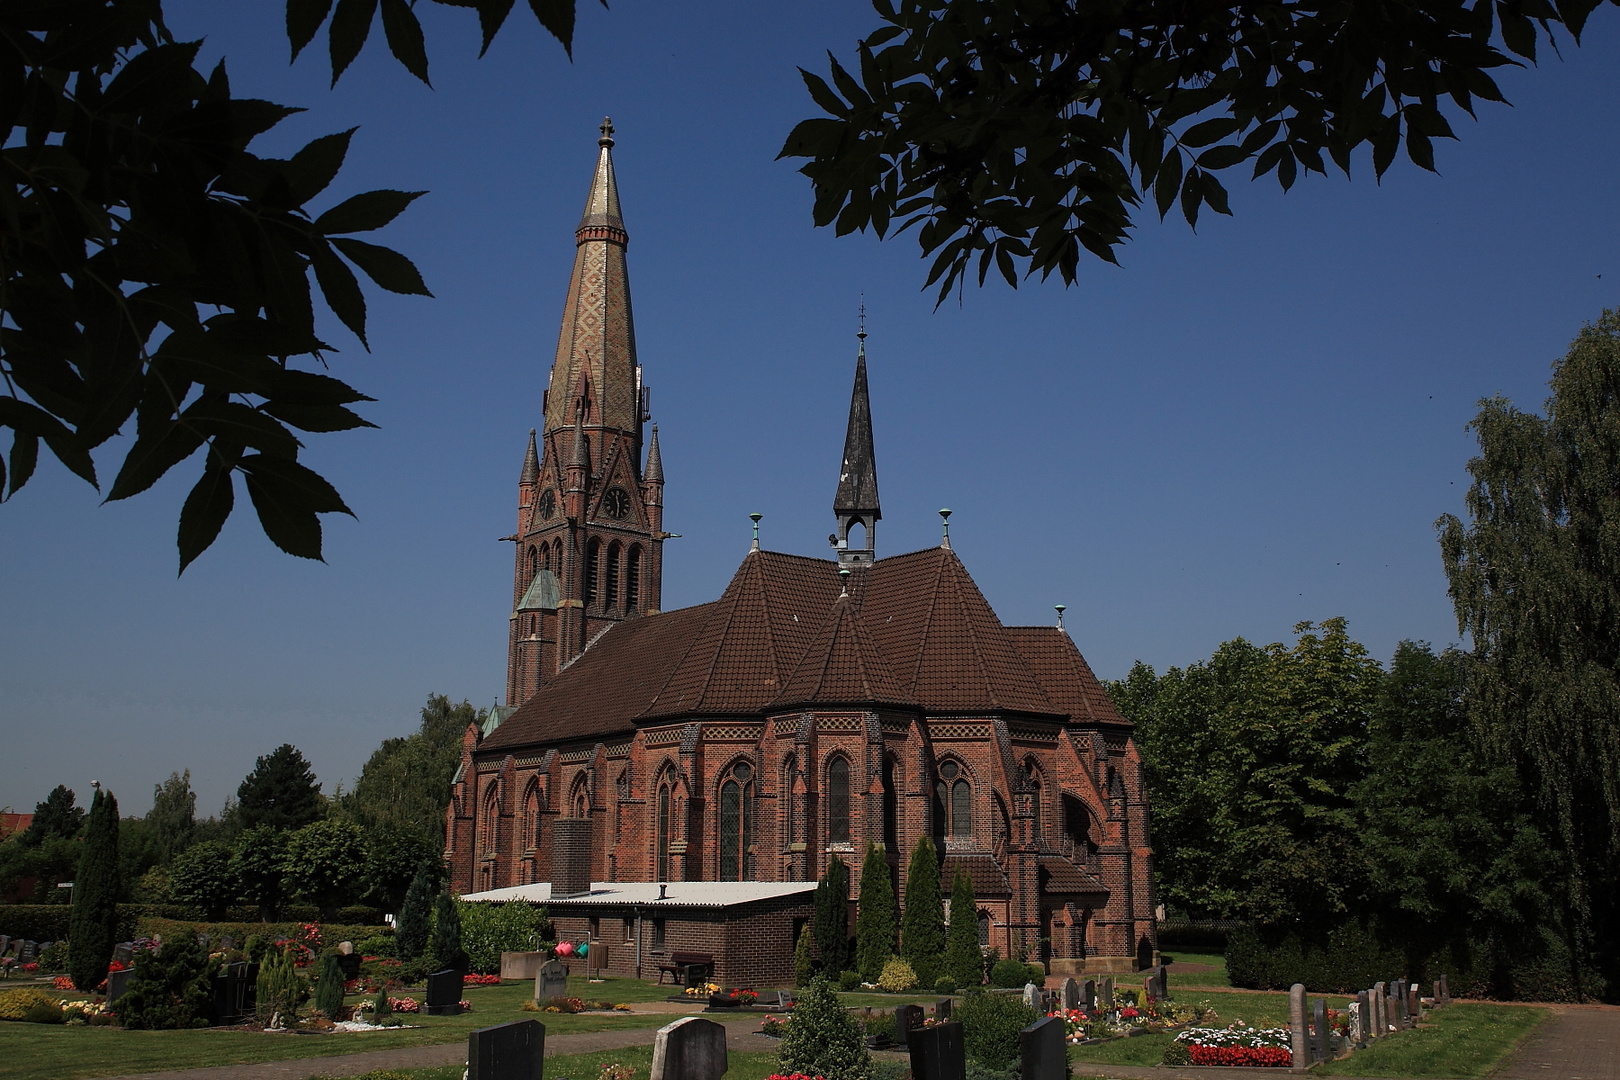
[{"x1": 459, "y1": 881, "x2": 816, "y2": 908}]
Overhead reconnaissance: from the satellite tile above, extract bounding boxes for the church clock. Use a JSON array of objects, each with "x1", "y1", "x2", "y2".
[
  {"x1": 538, "y1": 489, "x2": 556, "y2": 520},
  {"x1": 603, "y1": 487, "x2": 631, "y2": 519}
]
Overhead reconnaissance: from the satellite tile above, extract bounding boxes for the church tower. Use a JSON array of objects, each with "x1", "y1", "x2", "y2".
[
  {"x1": 832, "y1": 324, "x2": 880, "y2": 566},
  {"x1": 506, "y1": 119, "x2": 665, "y2": 707}
]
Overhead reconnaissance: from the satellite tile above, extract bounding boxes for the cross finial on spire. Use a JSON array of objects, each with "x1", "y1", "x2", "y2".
[
  {"x1": 599, "y1": 116, "x2": 615, "y2": 147},
  {"x1": 939, "y1": 508, "x2": 952, "y2": 549},
  {"x1": 1055, "y1": 604, "x2": 1067, "y2": 630},
  {"x1": 857, "y1": 297, "x2": 866, "y2": 350},
  {"x1": 750, "y1": 512, "x2": 762, "y2": 552}
]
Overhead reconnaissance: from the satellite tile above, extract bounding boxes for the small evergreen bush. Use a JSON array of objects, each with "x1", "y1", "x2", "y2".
[
  {"x1": 955, "y1": 988, "x2": 1038, "y2": 1070},
  {"x1": 395, "y1": 862, "x2": 434, "y2": 961},
  {"x1": 794, "y1": 924, "x2": 815, "y2": 988},
  {"x1": 944, "y1": 866, "x2": 983, "y2": 989},
  {"x1": 934, "y1": 974, "x2": 957, "y2": 992},
  {"x1": 313, "y1": 952, "x2": 345, "y2": 1017},
  {"x1": 115, "y1": 933, "x2": 213, "y2": 1030},
  {"x1": 777, "y1": 975, "x2": 871, "y2": 1080},
  {"x1": 256, "y1": 947, "x2": 310, "y2": 1027},
  {"x1": 855, "y1": 843, "x2": 895, "y2": 983},
  {"x1": 877, "y1": 956, "x2": 918, "y2": 992},
  {"x1": 838, "y1": 969, "x2": 862, "y2": 991},
  {"x1": 0, "y1": 988, "x2": 65, "y2": 1022},
  {"x1": 356, "y1": 933, "x2": 396, "y2": 958},
  {"x1": 989, "y1": 958, "x2": 1028, "y2": 988},
  {"x1": 900, "y1": 837, "x2": 945, "y2": 989},
  {"x1": 68, "y1": 787, "x2": 119, "y2": 991},
  {"x1": 814, "y1": 857, "x2": 851, "y2": 976},
  {"x1": 427, "y1": 892, "x2": 466, "y2": 972}
]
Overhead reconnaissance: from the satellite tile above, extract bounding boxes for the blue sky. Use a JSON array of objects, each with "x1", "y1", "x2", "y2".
[{"x1": 4, "y1": 2, "x2": 1618, "y2": 817}]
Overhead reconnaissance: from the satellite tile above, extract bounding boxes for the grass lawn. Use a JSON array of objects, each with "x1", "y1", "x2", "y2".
[
  {"x1": 305, "y1": 1045, "x2": 786, "y2": 1080},
  {"x1": 0, "y1": 979, "x2": 677, "y2": 1080},
  {"x1": 837, "y1": 992, "x2": 956, "y2": 1009},
  {"x1": 1068, "y1": 989, "x2": 1356, "y2": 1070},
  {"x1": 1162, "y1": 950, "x2": 1231, "y2": 988},
  {"x1": 1318, "y1": 1002, "x2": 1548, "y2": 1079}
]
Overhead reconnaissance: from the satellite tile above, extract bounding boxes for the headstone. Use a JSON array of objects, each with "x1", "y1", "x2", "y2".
[
  {"x1": 197, "y1": 933, "x2": 211, "y2": 950},
  {"x1": 337, "y1": 952, "x2": 363, "y2": 981},
  {"x1": 220, "y1": 935, "x2": 235, "y2": 950},
  {"x1": 469, "y1": 1018, "x2": 546, "y2": 1080},
  {"x1": 533, "y1": 959, "x2": 568, "y2": 1003},
  {"x1": 1288, "y1": 984, "x2": 1309, "y2": 1071},
  {"x1": 210, "y1": 961, "x2": 256, "y2": 1025},
  {"x1": 1371, "y1": 982, "x2": 1386, "y2": 1038},
  {"x1": 934, "y1": 998, "x2": 953, "y2": 1023},
  {"x1": 1099, "y1": 976, "x2": 1114, "y2": 1010},
  {"x1": 1438, "y1": 973, "x2": 1451, "y2": 1006},
  {"x1": 17, "y1": 941, "x2": 35, "y2": 963},
  {"x1": 501, "y1": 951, "x2": 546, "y2": 981},
  {"x1": 895, "y1": 1004, "x2": 924, "y2": 1048},
  {"x1": 1061, "y1": 978, "x2": 1079, "y2": 1011},
  {"x1": 908, "y1": 1019, "x2": 966, "y2": 1080},
  {"x1": 1019, "y1": 1014, "x2": 1066, "y2": 1080},
  {"x1": 425, "y1": 969, "x2": 465, "y2": 1015},
  {"x1": 1021, "y1": 982, "x2": 1039, "y2": 1007},
  {"x1": 1081, "y1": 978, "x2": 1096, "y2": 1011},
  {"x1": 1408, "y1": 982, "x2": 1421, "y2": 1025},
  {"x1": 1388, "y1": 993, "x2": 1402, "y2": 1032},
  {"x1": 113, "y1": 942, "x2": 134, "y2": 966},
  {"x1": 0, "y1": 936, "x2": 9, "y2": 957},
  {"x1": 107, "y1": 966, "x2": 135, "y2": 1002},
  {"x1": 338, "y1": 940, "x2": 354, "y2": 955},
  {"x1": 649, "y1": 1016, "x2": 728, "y2": 1080},
  {"x1": 1353, "y1": 992, "x2": 1369, "y2": 1044},
  {"x1": 1312, "y1": 998, "x2": 1329, "y2": 1062},
  {"x1": 778, "y1": 990, "x2": 796, "y2": 1008}
]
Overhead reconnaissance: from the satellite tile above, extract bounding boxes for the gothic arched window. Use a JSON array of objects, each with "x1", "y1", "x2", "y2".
[
  {"x1": 627, "y1": 546, "x2": 642, "y2": 610},
  {"x1": 606, "y1": 541, "x2": 622, "y2": 605},
  {"x1": 718, "y1": 761, "x2": 753, "y2": 881},
  {"x1": 527, "y1": 546, "x2": 538, "y2": 578},
  {"x1": 827, "y1": 756, "x2": 851, "y2": 844},
  {"x1": 481, "y1": 789, "x2": 500, "y2": 856},
  {"x1": 882, "y1": 756, "x2": 898, "y2": 850},
  {"x1": 1025, "y1": 761, "x2": 1043, "y2": 837},
  {"x1": 523, "y1": 782, "x2": 541, "y2": 851},
  {"x1": 978, "y1": 910, "x2": 990, "y2": 946},
  {"x1": 585, "y1": 540, "x2": 600, "y2": 605},
  {"x1": 656, "y1": 781, "x2": 672, "y2": 881},
  {"x1": 935, "y1": 759, "x2": 972, "y2": 839}
]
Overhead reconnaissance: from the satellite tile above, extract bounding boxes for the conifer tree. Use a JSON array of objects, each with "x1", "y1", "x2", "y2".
[
  {"x1": 855, "y1": 842, "x2": 895, "y2": 982},
  {"x1": 813, "y1": 856, "x2": 850, "y2": 975},
  {"x1": 901, "y1": 836, "x2": 946, "y2": 987},
  {"x1": 396, "y1": 860, "x2": 435, "y2": 960},
  {"x1": 313, "y1": 951, "x2": 345, "y2": 1017},
  {"x1": 428, "y1": 891, "x2": 466, "y2": 972},
  {"x1": 777, "y1": 975, "x2": 871, "y2": 1080},
  {"x1": 794, "y1": 923, "x2": 815, "y2": 988},
  {"x1": 68, "y1": 785, "x2": 119, "y2": 991},
  {"x1": 945, "y1": 865, "x2": 983, "y2": 988},
  {"x1": 236, "y1": 744, "x2": 325, "y2": 831}
]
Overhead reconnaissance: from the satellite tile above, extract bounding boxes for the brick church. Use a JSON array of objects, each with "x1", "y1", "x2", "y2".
[{"x1": 447, "y1": 121, "x2": 1157, "y2": 985}]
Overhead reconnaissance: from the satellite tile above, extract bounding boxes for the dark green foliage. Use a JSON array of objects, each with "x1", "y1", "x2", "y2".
[
  {"x1": 372, "y1": 984, "x2": 392, "y2": 1022},
  {"x1": 341, "y1": 695, "x2": 481, "y2": 848},
  {"x1": 838, "y1": 970, "x2": 861, "y2": 992},
  {"x1": 814, "y1": 856, "x2": 851, "y2": 975},
  {"x1": 237, "y1": 746, "x2": 325, "y2": 832},
  {"x1": 360, "y1": 827, "x2": 441, "y2": 913},
  {"x1": 168, "y1": 841, "x2": 240, "y2": 920},
  {"x1": 1438, "y1": 309, "x2": 1620, "y2": 999},
  {"x1": 945, "y1": 865, "x2": 982, "y2": 988},
  {"x1": 777, "y1": 975, "x2": 871, "y2": 1080},
  {"x1": 1225, "y1": 922, "x2": 1404, "y2": 993},
  {"x1": 794, "y1": 923, "x2": 815, "y2": 988},
  {"x1": 779, "y1": 2, "x2": 1596, "y2": 306},
  {"x1": 988, "y1": 958, "x2": 1028, "y2": 989},
  {"x1": 255, "y1": 946, "x2": 309, "y2": 1026},
  {"x1": 282, "y1": 819, "x2": 366, "y2": 916},
  {"x1": 146, "y1": 771, "x2": 198, "y2": 865},
  {"x1": 396, "y1": 861, "x2": 435, "y2": 960},
  {"x1": 313, "y1": 951, "x2": 345, "y2": 1017},
  {"x1": 68, "y1": 787, "x2": 120, "y2": 992},
  {"x1": 901, "y1": 837, "x2": 945, "y2": 988},
  {"x1": 955, "y1": 989, "x2": 1038, "y2": 1070},
  {"x1": 115, "y1": 933, "x2": 214, "y2": 1029},
  {"x1": 855, "y1": 842, "x2": 895, "y2": 982},
  {"x1": 20, "y1": 787, "x2": 84, "y2": 847},
  {"x1": 0, "y1": 832, "x2": 80, "y2": 903},
  {"x1": 1156, "y1": 922, "x2": 1241, "y2": 952},
  {"x1": 428, "y1": 890, "x2": 465, "y2": 972},
  {"x1": 230, "y1": 826, "x2": 290, "y2": 920}
]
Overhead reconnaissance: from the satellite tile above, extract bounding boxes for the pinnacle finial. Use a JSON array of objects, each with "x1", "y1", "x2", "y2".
[
  {"x1": 599, "y1": 116, "x2": 615, "y2": 147},
  {"x1": 750, "y1": 512, "x2": 763, "y2": 551},
  {"x1": 839, "y1": 567, "x2": 851, "y2": 597},
  {"x1": 858, "y1": 296, "x2": 866, "y2": 345},
  {"x1": 939, "y1": 508, "x2": 952, "y2": 549},
  {"x1": 1055, "y1": 604, "x2": 1066, "y2": 630}
]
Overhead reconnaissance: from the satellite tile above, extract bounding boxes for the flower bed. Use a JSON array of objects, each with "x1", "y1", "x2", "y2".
[
  {"x1": 464, "y1": 974, "x2": 501, "y2": 987},
  {"x1": 1167, "y1": 1024, "x2": 1293, "y2": 1068}
]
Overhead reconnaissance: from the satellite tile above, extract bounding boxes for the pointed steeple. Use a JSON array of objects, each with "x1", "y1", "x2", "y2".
[
  {"x1": 644, "y1": 422, "x2": 663, "y2": 485},
  {"x1": 834, "y1": 318, "x2": 880, "y2": 566},
  {"x1": 520, "y1": 428, "x2": 540, "y2": 484}
]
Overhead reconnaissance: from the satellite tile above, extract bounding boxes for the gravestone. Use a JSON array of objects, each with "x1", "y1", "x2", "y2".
[
  {"x1": 1081, "y1": 978, "x2": 1096, "y2": 1011},
  {"x1": 1312, "y1": 998, "x2": 1329, "y2": 1062},
  {"x1": 895, "y1": 1004, "x2": 924, "y2": 1048},
  {"x1": 337, "y1": 952, "x2": 363, "y2": 981},
  {"x1": 650, "y1": 1016, "x2": 728, "y2": 1080},
  {"x1": 1353, "y1": 991, "x2": 1369, "y2": 1044},
  {"x1": 17, "y1": 941, "x2": 35, "y2": 963},
  {"x1": 113, "y1": 942, "x2": 134, "y2": 966},
  {"x1": 1021, "y1": 982, "x2": 1039, "y2": 1007},
  {"x1": 220, "y1": 935, "x2": 235, "y2": 951},
  {"x1": 1020, "y1": 1014, "x2": 1066, "y2": 1080},
  {"x1": 425, "y1": 969, "x2": 465, "y2": 1015},
  {"x1": 908, "y1": 1019, "x2": 966, "y2": 1080},
  {"x1": 1061, "y1": 978, "x2": 1079, "y2": 1011},
  {"x1": 210, "y1": 961, "x2": 257, "y2": 1025},
  {"x1": 0, "y1": 936, "x2": 9, "y2": 956},
  {"x1": 1438, "y1": 973, "x2": 1451, "y2": 1006},
  {"x1": 469, "y1": 1018, "x2": 546, "y2": 1080},
  {"x1": 1371, "y1": 982, "x2": 1386, "y2": 1037},
  {"x1": 1288, "y1": 984, "x2": 1309, "y2": 1071},
  {"x1": 502, "y1": 951, "x2": 546, "y2": 981},
  {"x1": 1388, "y1": 992, "x2": 1402, "y2": 1032},
  {"x1": 934, "y1": 998, "x2": 953, "y2": 1023},
  {"x1": 778, "y1": 990, "x2": 796, "y2": 1008},
  {"x1": 1408, "y1": 982, "x2": 1421, "y2": 1025},
  {"x1": 107, "y1": 966, "x2": 135, "y2": 1002},
  {"x1": 1099, "y1": 976, "x2": 1114, "y2": 1010},
  {"x1": 534, "y1": 960, "x2": 568, "y2": 1003}
]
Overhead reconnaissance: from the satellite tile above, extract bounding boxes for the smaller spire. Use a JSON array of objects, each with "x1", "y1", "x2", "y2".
[
  {"x1": 750, "y1": 512, "x2": 763, "y2": 552},
  {"x1": 645, "y1": 423, "x2": 664, "y2": 484},
  {"x1": 520, "y1": 428, "x2": 539, "y2": 484},
  {"x1": 939, "y1": 508, "x2": 952, "y2": 549},
  {"x1": 569, "y1": 410, "x2": 588, "y2": 471}
]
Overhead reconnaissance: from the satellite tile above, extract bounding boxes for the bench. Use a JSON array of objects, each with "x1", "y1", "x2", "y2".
[{"x1": 655, "y1": 951, "x2": 715, "y2": 986}]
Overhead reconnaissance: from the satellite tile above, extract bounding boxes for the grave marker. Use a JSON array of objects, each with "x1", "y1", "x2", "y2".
[
  {"x1": 1312, "y1": 998, "x2": 1329, "y2": 1062},
  {"x1": 113, "y1": 942, "x2": 133, "y2": 966},
  {"x1": 0, "y1": 936, "x2": 9, "y2": 956},
  {"x1": 1061, "y1": 978, "x2": 1079, "y2": 1011},
  {"x1": 934, "y1": 998, "x2": 953, "y2": 1023},
  {"x1": 1371, "y1": 982, "x2": 1386, "y2": 1037},
  {"x1": 502, "y1": 951, "x2": 546, "y2": 981},
  {"x1": 1021, "y1": 982, "x2": 1039, "y2": 1007},
  {"x1": 469, "y1": 1018, "x2": 546, "y2": 1080},
  {"x1": 1099, "y1": 976, "x2": 1114, "y2": 1010},
  {"x1": 107, "y1": 966, "x2": 135, "y2": 1002},
  {"x1": 1438, "y1": 973, "x2": 1451, "y2": 1006},
  {"x1": 1288, "y1": 984, "x2": 1309, "y2": 1071},
  {"x1": 650, "y1": 1016, "x2": 727, "y2": 1080},
  {"x1": 1408, "y1": 982, "x2": 1420, "y2": 1025},
  {"x1": 1353, "y1": 992, "x2": 1369, "y2": 1045},
  {"x1": 534, "y1": 960, "x2": 569, "y2": 1003},
  {"x1": 425, "y1": 969, "x2": 465, "y2": 1015},
  {"x1": 908, "y1": 1019, "x2": 966, "y2": 1080},
  {"x1": 778, "y1": 991, "x2": 797, "y2": 1009},
  {"x1": 1020, "y1": 1014, "x2": 1066, "y2": 1080},
  {"x1": 895, "y1": 1004, "x2": 924, "y2": 1047},
  {"x1": 1081, "y1": 978, "x2": 1096, "y2": 1011}
]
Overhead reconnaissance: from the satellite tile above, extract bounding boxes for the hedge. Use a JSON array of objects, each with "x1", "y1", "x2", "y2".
[
  {"x1": 136, "y1": 917, "x2": 390, "y2": 949},
  {"x1": 1157, "y1": 920, "x2": 1245, "y2": 953},
  {"x1": 0, "y1": 905, "x2": 141, "y2": 944}
]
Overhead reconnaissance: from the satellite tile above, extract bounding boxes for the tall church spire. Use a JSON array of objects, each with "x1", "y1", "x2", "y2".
[{"x1": 834, "y1": 318, "x2": 880, "y2": 566}]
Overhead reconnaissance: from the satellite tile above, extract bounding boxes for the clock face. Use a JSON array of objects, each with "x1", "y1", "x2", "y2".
[
  {"x1": 538, "y1": 489, "x2": 556, "y2": 519},
  {"x1": 603, "y1": 487, "x2": 631, "y2": 519}
]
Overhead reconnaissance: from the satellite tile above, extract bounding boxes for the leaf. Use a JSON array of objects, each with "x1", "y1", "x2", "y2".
[
  {"x1": 261, "y1": 401, "x2": 377, "y2": 433},
  {"x1": 315, "y1": 189, "x2": 426, "y2": 233},
  {"x1": 800, "y1": 68, "x2": 851, "y2": 119},
  {"x1": 1154, "y1": 148, "x2": 1183, "y2": 220},
  {"x1": 1180, "y1": 167, "x2": 1202, "y2": 228},
  {"x1": 178, "y1": 453, "x2": 237, "y2": 574},
  {"x1": 1197, "y1": 144, "x2": 1248, "y2": 171},
  {"x1": 310, "y1": 243, "x2": 369, "y2": 346},
  {"x1": 380, "y1": 0, "x2": 430, "y2": 85},
  {"x1": 332, "y1": 237, "x2": 433, "y2": 295},
  {"x1": 287, "y1": 128, "x2": 356, "y2": 205},
  {"x1": 101, "y1": 41, "x2": 202, "y2": 114},
  {"x1": 0, "y1": 397, "x2": 97, "y2": 488},
  {"x1": 108, "y1": 419, "x2": 207, "y2": 502},
  {"x1": 778, "y1": 118, "x2": 842, "y2": 160},
  {"x1": 1498, "y1": 4, "x2": 1537, "y2": 60},
  {"x1": 1180, "y1": 117, "x2": 1241, "y2": 148},
  {"x1": 288, "y1": 0, "x2": 335, "y2": 62},
  {"x1": 527, "y1": 0, "x2": 576, "y2": 55},
  {"x1": 240, "y1": 454, "x2": 355, "y2": 561},
  {"x1": 329, "y1": 0, "x2": 380, "y2": 86},
  {"x1": 1406, "y1": 127, "x2": 1436, "y2": 172},
  {"x1": 6, "y1": 430, "x2": 37, "y2": 499},
  {"x1": 472, "y1": 0, "x2": 517, "y2": 56},
  {"x1": 184, "y1": 399, "x2": 302, "y2": 459}
]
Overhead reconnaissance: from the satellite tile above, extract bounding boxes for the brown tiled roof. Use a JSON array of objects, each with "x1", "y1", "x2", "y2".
[
  {"x1": 480, "y1": 603, "x2": 716, "y2": 751},
  {"x1": 941, "y1": 854, "x2": 1011, "y2": 898},
  {"x1": 1005, "y1": 626, "x2": 1130, "y2": 726},
  {"x1": 1038, "y1": 856, "x2": 1106, "y2": 894},
  {"x1": 774, "y1": 595, "x2": 914, "y2": 708}
]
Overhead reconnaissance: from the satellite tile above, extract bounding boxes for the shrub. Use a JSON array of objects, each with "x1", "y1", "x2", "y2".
[
  {"x1": 396, "y1": 863, "x2": 434, "y2": 961},
  {"x1": 1026, "y1": 963, "x2": 1045, "y2": 985},
  {"x1": 934, "y1": 975, "x2": 957, "y2": 992},
  {"x1": 1161, "y1": 1039, "x2": 1193, "y2": 1066},
  {"x1": 313, "y1": 952, "x2": 345, "y2": 1017},
  {"x1": 372, "y1": 985, "x2": 392, "y2": 1023},
  {"x1": 427, "y1": 892, "x2": 466, "y2": 972},
  {"x1": 989, "y1": 958, "x2": 1028, "y2": 989},
  {"x1": 457, "y1": 901, "x2": 549, "y2": 974},
  {"x1": 168, "y1": 841, "x2": 240, "y2": 920},
  {"x1": 38, "y1": 940, "x2": 67, "y2": 972},
  {"x1": 901, "y1": 837, "x2": 945, "y2": 989},
  {"x1": 855, "y1": 843, "x2": 895, "y2": 983},
  {"x1": 357, "y1": 934, "x2": 396, "y2": 958},
  {"x1": 794, "y1": 924, "x2": 815, "y2": 989},
  {"x1": 0, "y1": 988, "x2": 65, "y2": 1021},
  {"x1": 944, "y1": 865, "x2": 982, "y2": 989},
  {"x1": 838, "y1": 969, "x2": 861, "y2": 992},
  {"x1": 863, "y1": 1010, "x2": 896, "y2": 1038},
  {"x1": 955, "y1": 988, "x2": 1038, "y2": 1070},
  {"x1": 1157, "y1": 920, "x2": 1242, "y2": 953},
  {"x1": 68, "y1": 787, "x2": 119, "y2": 992},
  {"x1": 777, "y1": 975, "x2": 870, "y2": 1080},
  {"x1": 256, "y1": 946, "x2": 310, "y2": 1027},
  {"x1": 0, "y1": 906, "x2": 74, "y2": 941},
  {"x1": 814, "y1": 857, "x2": 851, "y2": 976},
  {"x1": 877, "y1": 957, "x2": 918, "y2": 993},
  {"x1": 115, "y1": 933, "x2": 213, "y2": 1030}
]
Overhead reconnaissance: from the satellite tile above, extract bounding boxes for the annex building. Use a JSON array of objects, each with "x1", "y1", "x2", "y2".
[{"x1": 449, "y1": 121, "x2": 1157, "y2": 988}]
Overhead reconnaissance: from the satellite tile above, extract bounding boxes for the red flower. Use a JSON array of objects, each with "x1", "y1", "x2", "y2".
[{"x1": 1188, "y1": 1046, "x2": 1291, "y2": 1067}]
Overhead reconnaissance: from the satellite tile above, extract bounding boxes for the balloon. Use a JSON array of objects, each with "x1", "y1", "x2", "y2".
[
  {"x1": 577, "y1": 941, "x2": 589, "y2": 957},
  {"x1": 555, "y1": 941, "x2": 574, "y2": 957}
]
